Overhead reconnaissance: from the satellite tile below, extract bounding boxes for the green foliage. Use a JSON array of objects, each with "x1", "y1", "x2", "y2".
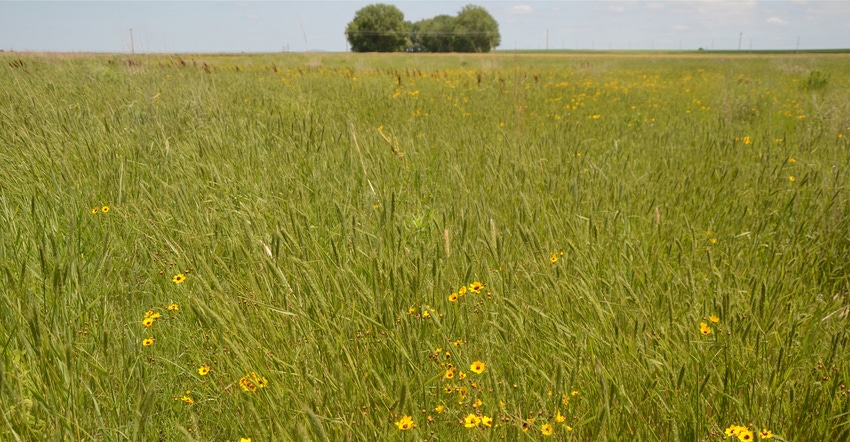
[
  {"x1": 1, "y1": 52, "x2": 849, "y2": 441},
  {"x1": 803, "y1": 69, "x2": 830, "y2": 91},
  {"x1": 412, "y1": 15, "x2": 455, "y2": 53},
  {"x1": 345, "y1": 3, "x2": 410, "y2": 52},
  {"x1": 452, "y1": 4, "x2": 501, "y2": 52},
  {"x1": 352, "y1": 3, "x2": 500, "y2": 53}
]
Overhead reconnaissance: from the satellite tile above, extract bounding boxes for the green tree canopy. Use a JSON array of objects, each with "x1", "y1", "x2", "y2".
[
  {"x1": 452, "y1": 5, "x2": 501, "y2": 53},
  {"x1": 412, "y1": 15, "x2": 455, "y2": 53},
  {"x1": 345, "y1": 4, "x2": 410, "y2": 52}
]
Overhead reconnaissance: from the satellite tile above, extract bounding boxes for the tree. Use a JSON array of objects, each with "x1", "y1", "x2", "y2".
[
  {"x1": 452, "y1": 5, "x2": 500, "y2": 53},
  {"x1": 412, "y1": 15, "x2": 455, "y2": 52},
  {"x1": 345, "y1": 4, "x2": 410, "y2": 52}
]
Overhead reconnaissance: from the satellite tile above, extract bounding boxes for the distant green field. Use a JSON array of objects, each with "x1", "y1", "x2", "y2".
[{"x1": 1, "y1": 52, "x2": 849, "y2": 441}]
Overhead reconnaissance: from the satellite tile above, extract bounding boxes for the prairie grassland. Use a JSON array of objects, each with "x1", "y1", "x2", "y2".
[{"x1": 1, "y1": 52, "x2": 849, "y2": 441}]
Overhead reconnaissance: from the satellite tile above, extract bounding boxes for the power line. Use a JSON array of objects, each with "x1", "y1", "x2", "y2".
[{"x1": 346, "y1": 30, "x2": 496, "y2": 36}]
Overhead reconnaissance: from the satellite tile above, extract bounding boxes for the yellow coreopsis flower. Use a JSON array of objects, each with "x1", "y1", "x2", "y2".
[
  {"x1": 470, "y1": 361, "x2": 485, "y2": 374},
  {"x1": 395, "y1": 415, "x2": 415, "y2": 430},
  {"x1": 737, "y1": 428, "x2": 754, "y2": 441},
  {"x1": 725, "y1": 425, "x2": 743, "y2": 437},
  {"x1": 555, "y1": 410, "x2": 566, "y2": 423}
]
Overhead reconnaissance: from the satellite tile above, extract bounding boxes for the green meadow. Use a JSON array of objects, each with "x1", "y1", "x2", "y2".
[{"x1": 1, "y1": 51, "x2": 849, "y2": 441}]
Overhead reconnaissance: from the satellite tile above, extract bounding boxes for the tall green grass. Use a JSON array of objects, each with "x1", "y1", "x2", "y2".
[{"x1": 1, "y1": 52, "x2": 849, "y2": 441}]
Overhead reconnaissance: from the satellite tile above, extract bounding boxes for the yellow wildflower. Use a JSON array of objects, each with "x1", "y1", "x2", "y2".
[
  {"x1": 555, "y1": 410, "x2": 566, "y2": 423},
  {"x1": 395, "y1": 415, "x2": 415, "y2": 430},
  {"x1": 470, "y1": 361, "x2": 485, "y2": 374},
  {"x1": 463, "y1": 414, "x2": 480, "y2": 428}
]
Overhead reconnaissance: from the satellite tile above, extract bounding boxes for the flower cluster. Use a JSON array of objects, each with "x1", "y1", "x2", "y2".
[
  {"x1": 700, "y1": 315, "x2": 721, "y2": 336},
  {"x1": 448, "y1": 280, "x2": 484, "y2": 303},
  {"x1": 142, "y1": 309, "x2": 161, "y2": 328},
  {"x1": 90, "y1": 205, "x2": 110, "y2": 214},
  {"x1": 725, "y1": 424, "x2": 772, "y2": 440},
  {"x1": 406, "y1": 305, "x2": 441, "y2": 319},
  {"x1": 463, "y1": 413, "x2": 493, "y2": 428},
  {"x1": 239, "y1": 372, "x2": 268, "y2": 392}
]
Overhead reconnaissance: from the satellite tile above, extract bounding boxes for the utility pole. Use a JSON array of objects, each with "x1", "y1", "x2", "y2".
[
  {"x1": 796, "y1": 35, "x2": 800, "y2": 53},
  {"x1": 738, "y1": 32, "x2": 742, "y2": 51},
  {"x1": 130, "y1": 28, "x2": 134, "y2": 54},
  {"x1": 546, "y1": 29, "x2": 549, "y2": 52}
]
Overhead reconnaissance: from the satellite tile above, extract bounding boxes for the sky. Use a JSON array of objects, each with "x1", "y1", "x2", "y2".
[{"x1": 1, "y1": 1, "x2": 849, "y2": 53}]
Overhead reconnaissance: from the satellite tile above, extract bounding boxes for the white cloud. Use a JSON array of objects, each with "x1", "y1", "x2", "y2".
[
  {"x1": 608, "y1": 6, "x2": 626, "y2": 13},
  {"x1": 766, "y1": 17, "x2": 788, "y2": 25},
  {"x1": 672, "y1": 25, "x2": 689, "y2": 31},
  {"x1": 685, "y1": 0, "x2": 759, "y2": 30},
  {"x1": 645, "y1": 2, "x2": 665, "y2": 10},
  {"x1": 247, "y1": 15, "x2": 259, "y2": 20},
  {"x1": 505, "y1": 5, "x2": 533, "y2": 15}
]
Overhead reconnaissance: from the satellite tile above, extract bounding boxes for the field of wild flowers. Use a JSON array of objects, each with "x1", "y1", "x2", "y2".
[{"x1": 1, "y1": 51, "x2": 849, "y2": 441}]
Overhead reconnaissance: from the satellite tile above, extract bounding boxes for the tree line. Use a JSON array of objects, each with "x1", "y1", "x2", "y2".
[{"x1": 345, "y1": 4, "x2": 501, "y2": 53}]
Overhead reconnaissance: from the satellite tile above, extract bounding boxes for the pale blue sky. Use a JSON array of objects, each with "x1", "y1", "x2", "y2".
[{"x1": 1, "y1": 1, "x2": 849, "y2": 52}]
